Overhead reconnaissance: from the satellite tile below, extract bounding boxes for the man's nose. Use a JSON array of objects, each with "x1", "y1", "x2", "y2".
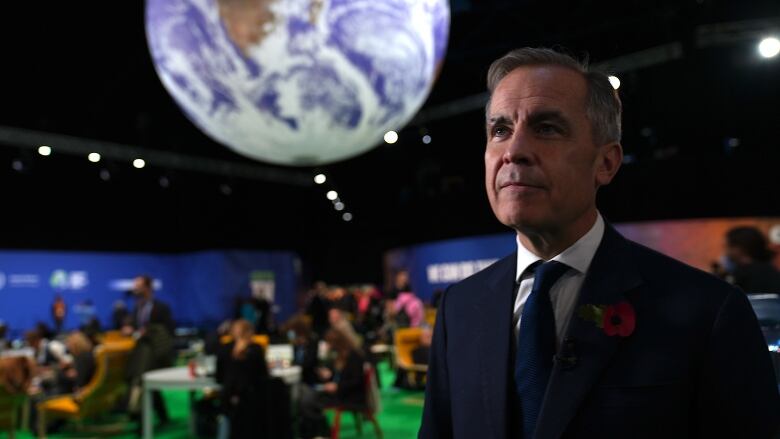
[{"x1": 502, "y1": 130, "x2": 534, "y2": 165}]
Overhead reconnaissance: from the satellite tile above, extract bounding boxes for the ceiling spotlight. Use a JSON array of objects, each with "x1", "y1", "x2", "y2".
[
  {"x1": 38, "y1": 145, "x2": 52, "y2": 156},
  {"x1": 342, "y1": 212, "x2": 353, "y2": 222},
  {"x1": 422, "y1": 134, "x2": 432, "y2": 144},
  {"x1": 608, "y1": 75, "x2": 621, "y2": 90},
  {"x1": 159, "y1": 176, "x2": 170, "y2": 188},
  {"x1": 133, "y1": 158, "x2": 146, "y2": 169},
  {"x1": 11, "y1": 160, "x2": 23, "y2": 172},
  {"x1": 88, "y1": 152, "x2": 101, "y2": 163},
  {"x1": 314, "y1": 173, "x2": 327, "y2": 184},
  {"x1": 334, "y1": 201, "x2": 345, "y2": 211},
  {"x1": 758, "y1": 37, "x2": 780, "y2": 59},
  {"x1": 99, "y1": 169, "x2": 111, "y2": 181},
  {"x1": 220, "y1": 184, "x2": 232, "y2": 195},
  {"x1": 384, "y1": 130, "x2": 399, "y2": 144},
  {"x1": 326, "y1": 190, "x2": 338, "y2": 200}
]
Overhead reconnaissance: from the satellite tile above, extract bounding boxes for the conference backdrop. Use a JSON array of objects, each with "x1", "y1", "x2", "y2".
[
  {"x1": 0, "y1": 249, "x2": 300, "y2": 337},
  {"x1": 384, "y1": 217, "x2": 780, "y2": 302}
]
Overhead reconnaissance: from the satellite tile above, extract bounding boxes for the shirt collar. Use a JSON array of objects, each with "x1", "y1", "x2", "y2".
[{"x1": 515, "y1": 213, "x2": 606, "y2": 282}]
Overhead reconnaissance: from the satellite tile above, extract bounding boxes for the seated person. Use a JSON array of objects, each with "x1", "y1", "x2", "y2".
[
  {"x1": 299, "y1": 328, "x2": 366, "y2": 439},
  {"x1": 282, "y1": 314, "x2": 319, "y2": 386},
  {"x1": 0, "y1": 320, "x2": 8, "y2": 351},
  {"x1": 58, "y1": 331, "x2": 95, "y2": 394},
  {"x1": 328, "y1": 308, "x2": 362, "y2": 350},
  {"x1": 411, "y1": 327, "x2": 432, "y2": 366},
  {"x1": 25, "y1": 328, "x2": 70, "y2": 368},
  {"x1": 0, "y1": 356, "x2": 35, "y2": 395},
  {"x1": 25, "y1": 327, "x2": 70, "y2": 395},
  {"x1": 216, "y1": 319, "x2": 269, "y2": 439}
]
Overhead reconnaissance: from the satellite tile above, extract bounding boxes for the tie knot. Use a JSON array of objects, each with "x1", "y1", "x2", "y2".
[{"x1": 532, "y1": 260, "x2": 570, "y2": 294}]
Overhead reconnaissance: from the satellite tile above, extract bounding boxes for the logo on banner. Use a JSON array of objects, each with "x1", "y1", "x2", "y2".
[
  {"x1": 426, "y1": 259, "x2": 498, "y2": 284},
  {"x1": 108, "y1": 278, "x2": 163, "y2": 292},
  {"x1": 50, "y1": 270, "x2": 89, "y2": 291},
  {"x1": 250, "y1": 271, "x2": 275, "y2": 302}
]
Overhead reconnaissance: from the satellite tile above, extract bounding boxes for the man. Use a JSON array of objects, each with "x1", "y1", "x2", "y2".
[
  {"x1": 126, "y1": 275, "x2": 175, "y2": 337},
  {"x1": 419, "y1": 48, "x2": 780, "y2": 439},
  {"x1": 125, "y1": 275, "x2": 174, "y2": 426}
]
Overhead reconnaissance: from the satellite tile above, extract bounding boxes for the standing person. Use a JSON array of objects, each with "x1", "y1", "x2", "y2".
[
  {"x1": 724, "y1": 226, "x2": 780, "y2": 294},
  {"x1": 306, "y1": 282, "x2": 330, "y2": 338},
  {"x1": 51, "y1": 295, "x2": 66, "y2": 335},
  {"x1": 124, "y1": 275, "x2": 175, "y2": 427},
  {"x1": 355, "y1": 285, "x2": 384, "y2": 344},
  {"x1": 216, "y1": 319, "x2": 270, "y2": 438},
  {"x1": 419, "y1": 47, "x2": 779, "y2": 439},
  {"x1": 387, "y1": 270, "x2": 411, "y2": 301}
]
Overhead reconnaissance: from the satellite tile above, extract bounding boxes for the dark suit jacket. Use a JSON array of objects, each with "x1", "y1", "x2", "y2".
[
  {"x1": 129, "y1": 298, "x2": 175, "y2": 374},
  {"x1": 419, "y1": 224, "x2": 780, "y2": 439},
  {"x1": 133, "y1": 298, "x2": 175, "y2": 335}
]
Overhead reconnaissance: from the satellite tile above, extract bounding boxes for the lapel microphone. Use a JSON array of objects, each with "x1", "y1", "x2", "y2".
[{"x1": 554, "y1": 336, "x2": 578, "y2": 370}]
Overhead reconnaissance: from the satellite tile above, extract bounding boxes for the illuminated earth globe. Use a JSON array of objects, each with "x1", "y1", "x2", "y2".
[{"x1": 145, "y1": 0, "x2": 450, "y2": 166}]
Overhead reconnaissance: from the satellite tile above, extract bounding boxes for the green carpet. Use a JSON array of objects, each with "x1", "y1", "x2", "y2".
[{"x1": 3, "y1": 361, "x2": 423, "y2": 439}]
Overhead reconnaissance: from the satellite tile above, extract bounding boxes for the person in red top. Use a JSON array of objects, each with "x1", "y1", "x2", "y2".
[{"x1": 51, "y1": 295, "x2": 66, "y2": 334}]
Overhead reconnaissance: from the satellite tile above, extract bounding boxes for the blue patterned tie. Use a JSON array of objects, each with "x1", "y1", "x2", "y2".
[{"x1": 515, "y1": 260, "x2": 570, "y2": 438}]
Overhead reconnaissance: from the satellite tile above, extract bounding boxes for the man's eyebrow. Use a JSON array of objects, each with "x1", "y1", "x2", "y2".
[{"x1": 486, "y1": 114, "x2": 513, "y2": 127}]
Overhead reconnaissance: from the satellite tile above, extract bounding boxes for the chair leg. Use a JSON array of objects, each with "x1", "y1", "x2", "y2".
[
  {"x1": 367, "y1": 413, "x2": 383, "y2": 439},
  {"x1": 331, "y1": 409, "x2": 342, "y2": 439},
  {"x1": 353, "y1": 411, "x2": 363, "y2": 436},
  {"x1": 36, "y1": 410, "x2": 47, "y2": 439}
]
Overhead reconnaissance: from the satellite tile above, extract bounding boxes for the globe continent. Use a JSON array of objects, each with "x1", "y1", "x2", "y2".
[{"x1": 145, "y1": 0, "x2": 450, "y2": 166}]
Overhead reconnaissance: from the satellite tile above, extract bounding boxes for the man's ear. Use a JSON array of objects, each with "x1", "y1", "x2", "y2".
[{"x1": 595, "y1": 142, "x2": 623, "y2": 187}]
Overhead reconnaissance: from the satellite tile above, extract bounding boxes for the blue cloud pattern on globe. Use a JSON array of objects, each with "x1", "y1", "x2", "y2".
[{"x1": 145, "y1": 0, "x2": 450, "y2": 166}]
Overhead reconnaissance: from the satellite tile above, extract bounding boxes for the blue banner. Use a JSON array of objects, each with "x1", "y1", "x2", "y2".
[
  {"x1": 384, "y1": 233, "x2": 516, "y2": 302},
  {"x1": 0, "y1": 249, "x2": 300, "y2": 338}
]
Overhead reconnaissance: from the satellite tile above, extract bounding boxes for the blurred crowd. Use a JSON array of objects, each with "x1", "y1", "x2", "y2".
[
  {"x1": 2, "y1": 224, "x2": 776, "y2": 438},
  {"x1": 0, "y1": 269, "x2": 435, "y2": 439}
]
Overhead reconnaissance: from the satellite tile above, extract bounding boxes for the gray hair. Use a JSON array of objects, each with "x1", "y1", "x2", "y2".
[{"x1": 486, "y1": 47, "x2": 622, "y2": 145}]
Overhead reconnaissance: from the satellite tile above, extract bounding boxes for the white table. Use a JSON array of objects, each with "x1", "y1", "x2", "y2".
[{"x1": 142, "y1": 365, "x2": 301, "y2": 439}]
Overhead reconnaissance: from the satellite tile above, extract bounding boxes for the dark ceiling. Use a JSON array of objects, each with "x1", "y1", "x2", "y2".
[{"x1": 1, "y1": 0, "x2": 779, "y2": 283}]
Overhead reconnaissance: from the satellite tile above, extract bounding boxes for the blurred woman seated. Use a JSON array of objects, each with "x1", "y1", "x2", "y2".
[
  {"x1": 216, "y1": 319, "x2": 269, "y2": 439},
  {"x1": 57, "y1": 331, "x2": 96, "y2": 394},
  {"x1": 299, "y1": 328, "x2": 366, "y2": 439}
]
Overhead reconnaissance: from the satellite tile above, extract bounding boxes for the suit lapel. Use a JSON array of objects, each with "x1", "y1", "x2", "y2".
[
  {"x1": 534, "y1": 225, "x2": 643, "y2": 439},
  {"x1": 477, "y1": 253, "x2": 517, "y2": 439}
]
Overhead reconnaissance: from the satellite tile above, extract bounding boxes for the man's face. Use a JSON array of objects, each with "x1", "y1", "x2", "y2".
[
  {"x1": 394, "y1": 271, "x2": 409, "y2": 289},
  {"x1": 485, "y1": 66, "x2": 620, "y2": 234},
  {"x1": 328, "y1": 308, "x2": 342, "y2": 325},
  {"x1": 132, "y1": 277, "x2": 151, "y2": 299}
]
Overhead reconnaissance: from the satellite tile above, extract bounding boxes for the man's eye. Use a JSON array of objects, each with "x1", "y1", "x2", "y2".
[
  {"x1": 492, "y1": 126, "x2": 509, "y2": 137},
  {"x1": 536, "y1": 123, "x2": 561, "y2": 136}
]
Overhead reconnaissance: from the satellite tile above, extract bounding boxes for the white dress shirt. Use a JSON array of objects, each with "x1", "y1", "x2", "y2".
[{"x1": 514, "y1": 213, "x2": 605, "y2": 346}]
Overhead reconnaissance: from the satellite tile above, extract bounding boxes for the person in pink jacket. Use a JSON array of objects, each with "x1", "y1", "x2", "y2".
[{"x1": 393, "y1": 291, "x2": 424, "y2": 327}]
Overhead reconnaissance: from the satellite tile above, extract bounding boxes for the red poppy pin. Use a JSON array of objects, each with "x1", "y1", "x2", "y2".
[{"x1": 577, "y1": 301, "x2": 636, "y2": 337}]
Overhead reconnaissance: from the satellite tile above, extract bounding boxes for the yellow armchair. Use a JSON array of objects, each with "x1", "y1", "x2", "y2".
[
  {"x1": 393, "y1": 328, "x2": 428, "y2": 387},
  {"x1": 36, "y1": 343, "x2": 132, "y2": 437}
]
